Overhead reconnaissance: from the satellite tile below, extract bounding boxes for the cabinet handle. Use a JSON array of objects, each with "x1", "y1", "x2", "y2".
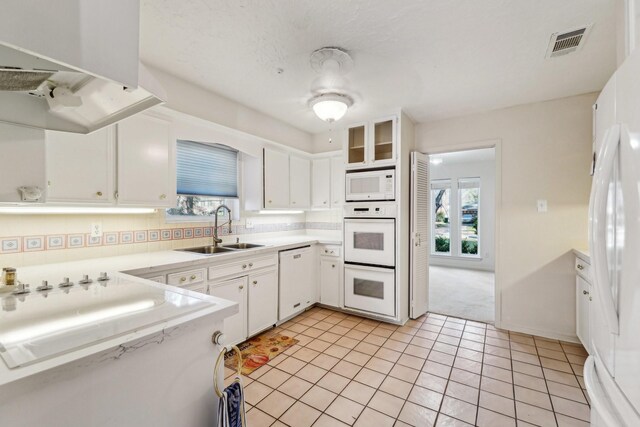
[
  {"x1": 589, "y1": 296, "x2": 593, "y2": 301},
  {"x1": 323, "y1": 201, "x2": 327, "y2": 204},
  {"x1": 332, "y1": 264, "x2": 335, "y2": 268},
  {"x1": 239, "y1": 285, "x2": 244, "y2": 290},
  {"x1": 96, "y1": 191, "x2": 103, "y2": 197},
  {"x1": 242, "y1": 264, "x2": 247, "y2": 269},
  {"x1": 268, "y1": 200, "x2": 272, "y2": 204},
  {"x1": 180, "y1": 277, "x2": 186, "y2": 282},
  {"x1": 159, "y1": 194, "x2": 167, "y2": 200},
  {"x1": 292, "y1": 201, "x2": 296, "y2": 204},
  {"x1": 583, "y1": 290, "x2": 590, "y2": 295},
  {"x1": 253, "y1": 280, "x2": 258, "y2": 285},
  {"x1": 249, "y1": 263, "x2": 253, "y2": 267},
  {"x1": 190, "y1": 275, "x2": 196, "y2": 280},
  {"x1": 577, "y1": 264, "x2": 584, "y2": 270}
]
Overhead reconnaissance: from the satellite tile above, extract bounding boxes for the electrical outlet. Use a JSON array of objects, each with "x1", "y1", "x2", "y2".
[
  {"x1": 245, "y1": 219, "x2": 254, "y2": 229},
  {"x1": 537, "y1": 199, "x2": 548, "y2": 213},
  {"x1": 90, "y1": 222, "x2": 103, "y2": 238}
]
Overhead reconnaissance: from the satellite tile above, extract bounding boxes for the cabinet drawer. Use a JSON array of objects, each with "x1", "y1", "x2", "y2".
[
  {"x1": 575, "y1": 258, "x2": 591, "y2": 281},
  {"x1": 167, "y1": 268, "x2": 206, "y2": 287},
  {"x1": 209, "y1": 254, "x2": 278, "y2": 281},
  {"x1": 320, "y1": 245, "x2": 341, "y2": 258}
]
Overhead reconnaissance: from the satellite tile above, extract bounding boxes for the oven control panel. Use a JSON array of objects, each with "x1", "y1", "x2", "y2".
[{"x1": 344, "y1": 202, "x2": 398, "y2": 218}]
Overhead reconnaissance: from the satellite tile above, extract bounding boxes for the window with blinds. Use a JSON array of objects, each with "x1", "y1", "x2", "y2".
[{"x1": 176, "y1": 140, "x2": 238, "y2": 197}]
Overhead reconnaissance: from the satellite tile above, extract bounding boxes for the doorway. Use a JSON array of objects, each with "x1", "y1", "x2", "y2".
[{"x1": 428, "y1": 147, "x2": 496, "y2": 323}]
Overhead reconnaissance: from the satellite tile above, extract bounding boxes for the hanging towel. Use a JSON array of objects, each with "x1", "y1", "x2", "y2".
[{"x1": 217, "y1": 380, "x2": 246, "y2": 427}]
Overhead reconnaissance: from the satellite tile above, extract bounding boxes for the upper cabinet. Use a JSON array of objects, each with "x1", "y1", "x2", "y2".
[
  {"x1": 0, "y1": 123, "x2": 46, "y2": 204},
  {"x1": 116, "y1": 114, "x2": 174, "y2": 207},
  {"x1": 289, "y1": 156, "x2": 311, "y2": 209},
  {"x1": 345, "y1": 116, "x2": 397, "y2": 169},
  {"x1": 46, "y1": 127, "x2": 115, "y2": 204},
  {"x1": 263, "y1": 149, "x2": 290, "y2": 209},
  {"x1": 312, "y1": 156, "x2": 344, "y2": 209},
  {"x1": 263, "y1": 149, "x2": 311, "y2": 210}
]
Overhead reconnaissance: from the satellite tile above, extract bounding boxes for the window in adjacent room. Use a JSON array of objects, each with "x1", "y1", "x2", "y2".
[
  {"x1": 165, "y1": 140, "x2": 239, "y2": 221},
  {"x1": 459, "y1": 178, "x2": 480, "y2": 257},
  {"x1": 431, "y1": 180, "x2": 451, "y2": 255}
]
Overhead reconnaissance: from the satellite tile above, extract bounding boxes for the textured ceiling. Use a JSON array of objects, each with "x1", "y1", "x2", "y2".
[{"x1": 140, "y1": 0, "x2": 616, "y2": 134}]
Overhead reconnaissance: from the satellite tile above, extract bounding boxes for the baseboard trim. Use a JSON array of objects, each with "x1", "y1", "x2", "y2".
[{"x1": 499, "y1": 322, "x2": 581, "y2": 344}]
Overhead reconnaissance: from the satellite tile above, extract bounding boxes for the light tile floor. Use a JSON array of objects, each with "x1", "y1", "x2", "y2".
[{"x1": 224, "y1": 308, "x2": 590, "y2": 427}]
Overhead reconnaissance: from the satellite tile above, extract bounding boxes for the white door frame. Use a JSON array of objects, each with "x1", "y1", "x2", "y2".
[{"x1": 422, "y1": 138, "x2": 503, "y2": 327}]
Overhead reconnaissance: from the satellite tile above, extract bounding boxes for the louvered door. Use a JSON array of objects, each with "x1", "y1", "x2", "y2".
[{"x1": 410, "y1": 152, "x2": 430, "y2": 318}]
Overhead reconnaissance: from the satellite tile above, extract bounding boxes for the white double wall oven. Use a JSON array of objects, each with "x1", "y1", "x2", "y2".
[{"x1": 343, "y1": 201, "x2": 397, "y2": 317}]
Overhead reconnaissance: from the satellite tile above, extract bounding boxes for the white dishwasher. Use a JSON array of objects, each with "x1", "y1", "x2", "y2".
[{"x1": 279, "y1": 245, "x2": 316, "y2": 321}]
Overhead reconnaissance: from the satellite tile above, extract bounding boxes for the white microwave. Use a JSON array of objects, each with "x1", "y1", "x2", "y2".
[{"x1": 345, "y1": 169, "x2": 395, "y2": 201}]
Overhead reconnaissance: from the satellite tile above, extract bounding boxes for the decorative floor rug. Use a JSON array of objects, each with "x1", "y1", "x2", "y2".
[{"x1": 224, "y1": 332, "x2": 298, "y2": 375}]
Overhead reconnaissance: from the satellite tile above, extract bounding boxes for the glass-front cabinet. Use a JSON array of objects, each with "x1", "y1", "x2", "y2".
[{"x1": 345, "y1": 116, "x2": 396, "y2": 169}]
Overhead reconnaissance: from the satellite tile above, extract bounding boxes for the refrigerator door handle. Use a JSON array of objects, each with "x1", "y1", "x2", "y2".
[{"x1": 589, "y1": 124, "x2": 620, "y2": 335}]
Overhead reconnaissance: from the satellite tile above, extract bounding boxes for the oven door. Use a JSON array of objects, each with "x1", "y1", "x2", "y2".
[
  {"x1": 344, "y1": 264, "x2": 395, "y2": 317},
  {"x1": 344, "y1": 218, "x2": 395, "y2": 267}
]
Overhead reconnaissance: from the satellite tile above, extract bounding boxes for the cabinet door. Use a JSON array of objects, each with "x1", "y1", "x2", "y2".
[
  {"x1": 116, "y1": 114, "x2": 173, "y2": 206},
  {"x1": 289, "y1": 155, "x2": 311, "y2": 209},
  {"x1": 346, "y1": 123, "x2": 368, "y2": 168},
  {"x1": 209, "y1": 277, "x2": 248, "y2": 346},
  {"x1": 46, "y1": 127, "x2": 115, "y2": 203},
  {"x1": 312, "y1": 158, "x2": 331, "y2": 209},
  {"x1": 320, "y1": 257, "x2": 341, "y2": 308},
  {"x1": 248, "y1": 269, "x2": 278, "y2": 336},
  {"x1": 0, "y1": 123, "x2": 46, "y2": 203},
  {"x1": 576, "y1": 276, "x2": 590, "y2": 352},
  {"x1": 371, "y1": 116, "x2": 396, "y2": 165},
  {"x1": 263, "y1": 149, "x2": 290, "y2": 208},
  {"x1": 330, "y1": 156, "x2": 345, "y2": 208}
]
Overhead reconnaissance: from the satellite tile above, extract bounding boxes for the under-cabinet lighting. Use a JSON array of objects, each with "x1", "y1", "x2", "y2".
[
  {"x1": 258, "y1": 210, "x2": 304, "y2": 215},
  {"x1": 0, "y1": 207, "x2": 156, "y2": 215}
]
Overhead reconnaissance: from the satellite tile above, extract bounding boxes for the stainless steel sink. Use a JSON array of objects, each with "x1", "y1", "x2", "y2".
[
  {"x1": 222, "y1": 243, "x2": 265, "y2": 250},
  {"x1": 178, "y1": 246, "x2": 237, "y2": 255}
]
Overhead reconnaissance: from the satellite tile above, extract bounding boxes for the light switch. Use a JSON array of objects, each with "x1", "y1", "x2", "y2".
[
  {"x1": 245, "y1": 219, "x2": 254, "y2": 229},
  {"x1": 537, "y1": 199, "x2": 548, "y2": 213},
  {"x1": 90, "y1": 222, "x2": 103, "y2": 238}
]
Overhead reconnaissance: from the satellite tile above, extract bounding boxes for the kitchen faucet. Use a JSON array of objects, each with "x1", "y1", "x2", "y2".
[{"x1": 213, "y1": 204, "x2": 232, "y2": 247}]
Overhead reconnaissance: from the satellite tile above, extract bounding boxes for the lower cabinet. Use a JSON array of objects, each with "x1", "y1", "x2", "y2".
[
  {"x1": 320, "y1": 257, "x2": 341, "y2": 308},
  {"x1": 575, "y1": 256, "x2": 592, "y2": 353},
  {"x1": 209, "y1": 277, "x2": 248, "y2": 346},
  {"x1": 247, "y1": 269, "x2": 279, "y2": 337}
]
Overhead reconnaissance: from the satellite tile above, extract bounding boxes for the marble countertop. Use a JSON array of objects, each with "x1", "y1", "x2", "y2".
[{"x1": 1, "y1": 233, "x2": 340, "y2": 385}]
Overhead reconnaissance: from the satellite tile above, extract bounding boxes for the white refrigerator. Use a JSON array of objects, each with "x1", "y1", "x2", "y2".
[{"x1": 586, "y1": 47, "x2": 640, "y2": 426}]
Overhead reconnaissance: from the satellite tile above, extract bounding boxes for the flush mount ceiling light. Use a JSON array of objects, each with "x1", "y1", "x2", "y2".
[
  {"x1": 309, "y1": 93, "x2": 354, "y2": 123},
  {"x1": 430, "y1": 157, "x2": 443, "y2": 165}
]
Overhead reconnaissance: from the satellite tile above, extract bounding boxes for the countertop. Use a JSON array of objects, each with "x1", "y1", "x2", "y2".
[
  {"x1": 1, "y1": 234, "x2": 340, "y2": 385},
  {"x1": 573, "y1": 248, "x2": 590, "y2": 262}
]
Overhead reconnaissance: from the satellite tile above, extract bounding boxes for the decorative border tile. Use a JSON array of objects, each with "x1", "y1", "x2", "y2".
[
  {"x1": 23, "y1": 236, "x2": 45, "y2": 252},
  {"x1": 134, "y1": 230, "x2": 148, "y2": 243},
  {"x1": 1, "y1": 237, "x2": 21, "y2": 254},
  {"x1": 87, "y1": 235, "x2": 102, "y2": 246},
  {"x1": 183, "y1": 228, "x2": 193, "y2": 239},
  {"x1": 68, "y1": 234, "x2": 85, "y2": 248},
  {"x1": 161, "y1": 229, "x2": 172, "y2": 241},
  {"x1": 204, "y1": 227, "x2": 212, "y2": 237},
  {"x1": 172, "y1": 229, "x2": 183, "y2": 240},
  {"x1": 193, "y1": 227, "x2": 203, "y2": 238},
  {"x1": 104, "y1": 232, "x2": 119, "y2": 245},
  {"x1": 148, "y1": 230, "x2": 160, "y2": 242},
  {"x1": 47, "y1": 235, "x2": 66, "y2": 250},
  {"x1": 120, "y1": 231, "x2": 134, "y2": 244}
]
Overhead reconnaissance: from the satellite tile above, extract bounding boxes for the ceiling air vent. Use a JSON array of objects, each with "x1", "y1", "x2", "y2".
[{"x1": 545, "y1": 25, "x2": 592, "y2": 58}]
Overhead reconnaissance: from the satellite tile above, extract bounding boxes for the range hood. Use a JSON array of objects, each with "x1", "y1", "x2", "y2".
[{"x1": 0, "y1": 43, "x2": 166, "y2": 134}]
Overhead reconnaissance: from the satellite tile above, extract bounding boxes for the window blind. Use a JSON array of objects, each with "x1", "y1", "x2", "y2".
[
  {"x1": 430, "y1": 179, "x2": 451, "y2": 190},
  {"x1": 176, "y1": 140, "x2": 238, "y2": 197},
  {"x1": 458, "y1": 177, "x2": 480, "y2": 189}
]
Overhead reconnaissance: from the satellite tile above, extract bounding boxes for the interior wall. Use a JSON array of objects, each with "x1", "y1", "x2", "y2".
[
  {"x1": 147, "y1": 64, "x2": 314, "y2": 153},
  {"x1": 430, "y1": 157, "x2": 496, "y2": 271},
  {"x1": 416, "y1": 93, "x2": 596, "y2": 341}
]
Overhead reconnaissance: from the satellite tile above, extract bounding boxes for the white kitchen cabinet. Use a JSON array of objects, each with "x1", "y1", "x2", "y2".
[
  {"x1": 263, "y1": 148, "x2": 290, "y2": 209},
  {"x1": 312, "y1": 158, "x2": 331, "y2": 209},
  {"x1": 575, "y1": 256, "x2": 593, "y2": 353},
  {"x1": 289, "y1": 155, "x2": 311, "y2": 208},
  {"x1": 209, "y1": 277, "x2": 248, "y2": 346},
  {"x1": 247, "y1": 269, "x2": 279, "y2": 336},
  {"x1": 116, "y1": 114, "x2": 174, "y2": 207},
  {"x1": 345, "y1": 116, "x2": 396, "y2": 169},
  {"x1": 0, "y1": 123, "x2": 46, "y2": 203},
  {"x1": 46, "y1": 127, "x2": 115, "y2": 203},
  {"x1": 330, "y1": 156, "x2": 345, "y2": 207},
  {"x1": 320, "y1": 257, "x2": 341, "y2": 308}
]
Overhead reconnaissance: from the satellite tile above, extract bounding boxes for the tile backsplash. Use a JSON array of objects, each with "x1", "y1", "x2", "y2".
[{"x1": 0, "y1": 209, "x2": 342, "y2": 267}]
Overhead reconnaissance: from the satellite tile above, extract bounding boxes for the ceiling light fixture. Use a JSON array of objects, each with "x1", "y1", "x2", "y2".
[
  {"x1": 309, "y1": 92, "x2": 354, "y2": 123},
  {"x1": 430, "y1": 157, "x2": 443, "y2": 165}
]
